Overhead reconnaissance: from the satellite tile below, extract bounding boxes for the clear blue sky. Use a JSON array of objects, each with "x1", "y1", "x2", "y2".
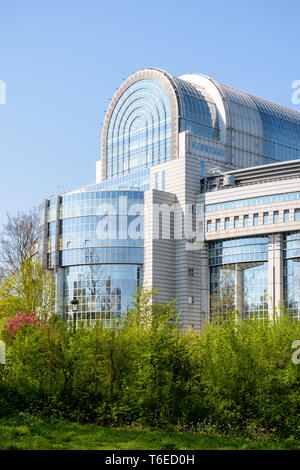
[{"x1": 0, "y1": 0, "x2": 299, "y2": 224}]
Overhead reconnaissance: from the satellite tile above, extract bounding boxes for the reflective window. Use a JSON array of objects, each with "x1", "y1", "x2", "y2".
[
  {"x1": 210, "y1": 262, "x2": 268, "y2": 321},
  {"x1": 253, "y1": 213, "x2": 259, "y2": 226},
  {"x1": 64, "y1": 264, "x2": 141, "y2": 327},
  {"x1": 283, "y1": 231, "x2": 300, "y2": 259},
  {"x1": 225, "y1": 217, "x2": 230, "y2": 229},
  {"x1": 295, "y1": 209, "x2": 300, "y2": 221},
  {"x1": 210, "y1": 266, "x2": 235, "y2": 318},
  {"x1": 284, "y1": 210, "x2": 290, "y2": 222},
  {"x1": 209, "y1": 236, "x2": 268, "y2": 266},
  {"x1": 263, "y1": 212, "x2": 269, "y2": 224},
  {"x1": 162, "y1": 171, "x2": 166, "y2": 191},
  {"x1": 87, "y1": 168, "x2": 150, "y2": 191},
  {"x1": 216, "y1": 219, "x2": 221, "y2": 231},
  {"x1": 205, "y1": 191, "x2": 300, "y2": 213},
  {"x1": 207, "y1": 220, "x2": 212, "y2": 232},
  {"x1": 243, "y1": 215, "x2": 249, "y2": 227},
  {"x1": 273, "y1": 211, "x2": 279, "y2": 223},
  {"x1": 284, "y1": 258, "x2": 300, "y2": 320},
  {"x1": 243, "y1": 263, "x2": 268, "y2": 320},
  {"x1": 234, "y1": 216, "x2": 239, "y2": 228},
  {"x1": 174, "y1": 76, "x2": 220, "y2": 141},
  {"x1": 106, "y1": 79, "x2": 172, "y2": 178}
]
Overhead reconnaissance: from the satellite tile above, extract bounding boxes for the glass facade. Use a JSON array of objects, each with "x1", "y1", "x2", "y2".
[
  {"x1": 64, "y1": 264, "x2": 141, "y2": 327},
  {"x1": 210, "y1": 266, "x2": 235, "y2": 317},
  {"x1": 106, "y1": 79, "x2": 172, "y2": 178},
  {"x1": 251, "y1": 95, "x2": 300, "y2": 164},
  {"x1": 173, "y1": 77, "x2": 219, "y2": 140},
  {"x1": 87, "y1": 168, "x2": 150, "y2": 192},
  {"x1": 209, "y1": 237, "x2": 269, "y2": 319},
  {"x1": 283, "y1": 232, "x2": 300, "y2": 320},
  {"x1": 206, "y1": 191, "x2": 300, "y2": 213},
  {"x1": 243, "y1": 263, "x2": 268, "y2": 320},
  {"x1": 218, "y1": 82, "x2": 300, "y2": 166},
  {"x1": 284, "y1": 259, "x2": 300, "y2": 321},
  {"x1": 209, "y1": 236, "x2": 268, "y2": 266},
  {"x1": 44, "y1": 190, "x2": 144, "y2": 323}
]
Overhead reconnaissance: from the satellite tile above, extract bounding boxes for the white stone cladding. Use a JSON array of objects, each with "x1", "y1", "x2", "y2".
[{"x1": 143, "y1": 148, "x2": 300, "y2": 327}]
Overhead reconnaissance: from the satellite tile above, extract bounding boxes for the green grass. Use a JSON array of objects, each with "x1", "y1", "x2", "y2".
[{"x1": 0, "y1": 416, "x2": 299, "y2": 450}]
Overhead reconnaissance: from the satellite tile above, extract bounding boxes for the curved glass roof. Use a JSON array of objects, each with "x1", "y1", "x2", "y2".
[
  {"x1": 103, "y1": 68, "x2": 300, "y2": 179},
  {"x1": 169, "y1": 76, "x2": 220, "y2": 140},
  {"x1": 216, "y1": 81, "x2": 300, "y2": 158}
]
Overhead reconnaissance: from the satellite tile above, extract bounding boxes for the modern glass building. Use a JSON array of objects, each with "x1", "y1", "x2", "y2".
[{"x1": 38, "y1": 68, "x2": 300, "y2": 327}]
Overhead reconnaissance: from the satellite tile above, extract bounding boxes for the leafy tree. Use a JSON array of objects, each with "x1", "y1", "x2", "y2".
[
  {"x1": 0, "y1": 209, "x2": 38, "y2": 275},
  {"x1": 0, "y1": 257, "x2": 55, "y2": 321}
]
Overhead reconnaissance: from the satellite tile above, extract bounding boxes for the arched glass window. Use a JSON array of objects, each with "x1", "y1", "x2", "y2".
[{"x1": 106, "y1": 79, "x2": 172, "y2": 178}]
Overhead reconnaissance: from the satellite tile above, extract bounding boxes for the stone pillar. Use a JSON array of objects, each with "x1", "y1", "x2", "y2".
[
  {"x1": 55, "y1": 267, "x2": 65, "y2": 317},
  {"x1": 268, "y1": 234, "x2": 283, "y2": 318},
  {"x1": 235, "y1": 265, "x2": 243, "y2": 315},
  {"x1": 199, "y1": 243, "x2": 209, "y2": 324}
]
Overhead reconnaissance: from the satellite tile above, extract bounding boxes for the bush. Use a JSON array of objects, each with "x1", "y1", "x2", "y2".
[
  {"x1": 2, "y1": 311, "x2": 39, "y2": 343},
  {"x1": 0, "y1": 292, "x2": 299, "y2": 438}
]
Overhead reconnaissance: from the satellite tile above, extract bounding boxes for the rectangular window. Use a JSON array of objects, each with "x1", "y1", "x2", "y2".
[
  {"x1": 225, "y1": 217, "x2": 230, "y2": 229},
  {"x1": 200, "y1": 161, "x2": 205, "y2": 180},
  {"x1": 155, "y1": 173, "x2": 159, "y2": 190},
  {"x1": 243, "y1": 215, "x2": 249, "y2": 227},
  {"x1": 234, "y1": 216, "x2": 239, "y2": 228},
  {"x1": 162, "y1": 171, "x2": 165, "y2": 191},
  {"x1": 295, "y1": 209, "x2": 300, "y2": 221},
  {"x1": 273, "y1": 211, "x2": 279, "y2": 223},
  {"x1": 253, "y1": 213, "x2": 259, "y2": 226},
  {"x1": 263, "y1": 212, "x2": 269, "y2": 224},
  {"x1": 188, "y1": 268, "x2": 194, "y2": 277},
  {"x1": 188, "y1": 296, "x2": 194, "y2": 304},
  {"x1": 284, "y1": 209, "x2": 290, "y2": 222},
  {"x1": 207, "y1": 220, "x2": 212, "y2": 232},
  {"x1": 216, "y1": 219, "x2": 221, "y2": 231}
]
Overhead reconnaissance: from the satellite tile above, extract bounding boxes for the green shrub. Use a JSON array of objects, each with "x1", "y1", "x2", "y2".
[{"x1": 0, "y1": 291, "x2": 299, "y2": 438}]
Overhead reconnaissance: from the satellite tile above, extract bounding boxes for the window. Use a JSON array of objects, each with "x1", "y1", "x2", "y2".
[
  {"x1": 200, "y1": 161, "x2": 205, "y2": 179},
  {"x1": 225, "y1": 217, "x2": 230, "y2": 229},
  {"x1": 295, "y1": 209, "x2": 300, "y2": 221},
  {"x1": 243, "y1": 215, "x2": 249, "y2": 227},
  {"x1": 234, "y1": 216, "x2": 239, "y2": 228},
  {"x1": 284, "y1": 210, "x2": 290, "y2": 222},
  {"x1": 216, "y1": 219, "x2": 221, "y2": 231},
  {"x1": 188, "y1": 268, "x2": 194, "y2": 277},
  {"x1": 263, "y1": 212, "x2": 269, "y2": 224},
  {"x1": 207, "y1": 220, "x2": 212, "y2": 232},
  {"x1": 188, "y1": 296, "x2": 194, "y2": 304},
  {"x1": 273, "y1": 211, "x2": 279, "y2": 223},
  {"x1": 162, "y1": 171, "x2": 165, "y2": 191},
  {"x1": 155, "y1": 173, "x2": 159, "y2": 190},
  {"x1": 253, "y1": 213, "x2": 259, "y2": 226}
]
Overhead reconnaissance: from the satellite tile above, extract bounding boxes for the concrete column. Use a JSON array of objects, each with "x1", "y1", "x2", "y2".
[
  {"x1": 235, "y1": 266, "x2": 243, "y2": 315},
  {"x1": 55, "y1": 267, "x2": 65, "y2": 317},
  {"x1": 268, "y1": 234, "x2": 283, "y2": 318}
]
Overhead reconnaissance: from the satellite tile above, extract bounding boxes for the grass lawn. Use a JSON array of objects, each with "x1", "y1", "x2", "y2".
[{"x1": 0, "y1": 416, "x2": 299, "y2": 450}]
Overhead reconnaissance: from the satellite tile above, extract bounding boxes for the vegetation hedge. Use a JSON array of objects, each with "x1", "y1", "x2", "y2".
[{"x1": 1, "y1": 291, "x2": 299, "y2": 439}]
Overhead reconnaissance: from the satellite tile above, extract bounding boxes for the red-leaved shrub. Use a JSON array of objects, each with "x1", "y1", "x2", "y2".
[{"x1": 4, "y1": 311, "x2": 39, "y2": 339}]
